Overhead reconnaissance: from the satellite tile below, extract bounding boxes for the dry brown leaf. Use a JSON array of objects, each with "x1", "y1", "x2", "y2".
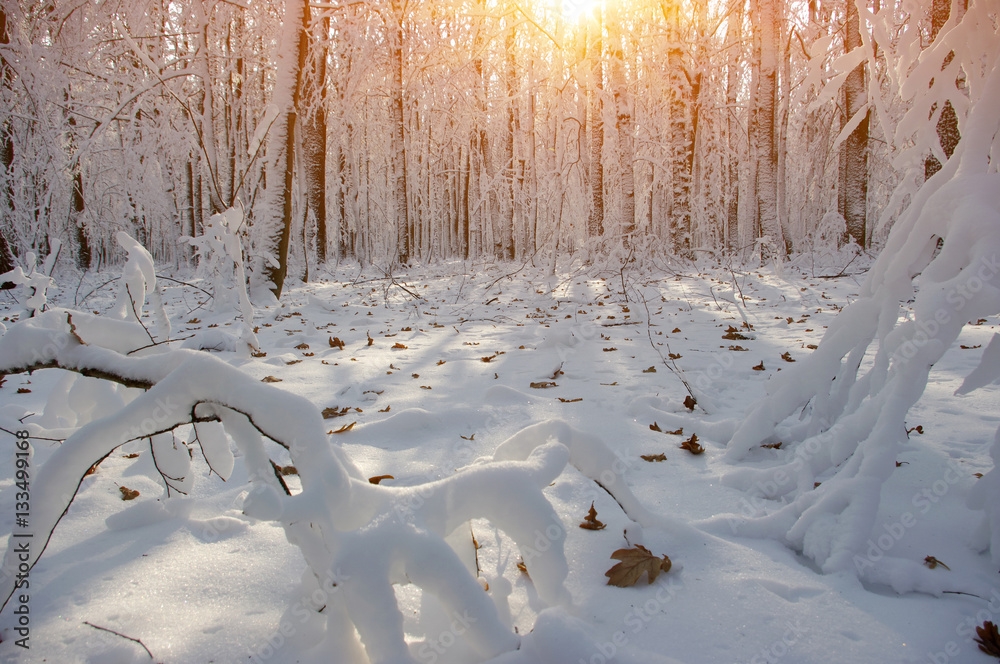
[
  {"x1": 331, "y1": 421, "x2": 356, "y2": 434},
  {"x1": 680, "y1": 433, "x2": 705, "y2": 455},
  {"x1": 649, "y1": 422, "x2": 662, "y2": 432},
  {"x1": 294, "y1": 342, "x2": 310, "y2": 350},
  {"x1": 322, "y1": 406, "x2": 351, "y2": 419},
  {"x1": 603, "y1": 347, "x2": 618, "y2": 352},
  {"x1": 642, "y1": 366, "x2": 657, "y2": 373},
  {"x1": 605, "y1": 544, "x2": 672, "y2": 587},
  {"x1": 461, "y1": 434, "x2": 475, "y2": 441},
  {"x1": 975, "y1": 621, "x2": 1000, "y2": 658},
  {"x1": 641, "y1": 453, "x2": 667, "y2": 462},
  {"x1": 672, "y1": 327, "x2": 681, "y2": 333},
  {"x1": 530, "y1": 381, "x2": 558, "y2": 389},
  {"x1": 16, "y1": 388, "x2": 30, "y2": 394},
  {"x1": 683, "y1": 395, "x2": 697, "y2": 411},
  {"x1": 780, "y1": 351, "x2": 795, "y2": 362},
  {"x1": 558, "y1": 397, "x2": 583, "y2": 403},
  {"x1": 379, "y1": 405, "x2": 391, "y2": 413},
  {"x1": 665, "y1": 427, "x2": 684, "y2": 436},
  {"x1": 261, "y1": 376, "x2": 282, "y2": 383},
  {"x1": 752, "y1": 361, "x2": 765, "y2": 371},
  {"x1": 393, "y1": 342, "x2": 408, "y2": 349},
  {"x1": 722, "y1": 325, "x2": 750, "y2": 341},
  {"x1": 277, "y1": 465, "x2": 298, "y2": 476},
  {"x1": 369, "y1": 474, "x2": 394, "y2": 485},
  {"x1": 122, "y1": 453, "x2": 140, "y2": 459},
  {"x1": 579, "y1": 502, "x2": 606, "y2": 530},
  {"x1": 668, "y1": 352, "x2": 682, "y2": 360},
  {"x1": 329, "y1": 336, "x2": 345, "y2": 350},
  {"x1": 119, "y1": 486, "x2": 140, "y2": 501},
  {"x1": 923, "y1": 555, "x2": 950, "y2": 570}
]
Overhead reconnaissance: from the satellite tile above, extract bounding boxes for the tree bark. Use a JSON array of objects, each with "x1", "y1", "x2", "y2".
[
  {"x1": 840, "y1": 0, "x2": 867, "y2": 247},
  {"x1": 300, "y1": 2, "x2": 328, "y2": 264},
  {"x1": 753, "y1": 0, "x2": 784, "y2": 256},
  {"x1": 391, "y1": 0, "x2": 410, "y2": 265},
  {"x1": 587, "y1": 8, "x2": 604, "y2": 240}
]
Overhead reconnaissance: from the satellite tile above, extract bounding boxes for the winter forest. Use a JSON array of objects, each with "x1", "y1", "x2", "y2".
[{"x1": 1, "y1": 0, "x2": 1000, "y2": 661}]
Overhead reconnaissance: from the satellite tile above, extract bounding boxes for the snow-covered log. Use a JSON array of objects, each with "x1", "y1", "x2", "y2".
[{"x1": 0, "y1": 309, "x2": 585, "y2": 663}]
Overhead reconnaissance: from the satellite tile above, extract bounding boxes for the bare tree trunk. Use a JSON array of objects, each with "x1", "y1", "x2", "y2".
[
  {"x1": 754, "y1": 0, "x2": 784, "y2": 255},
  {"x1": 725, "y1": 0, "x2": 743, "y2": 252},
  {"x1": 609, "y1": 5, "x2": 635, "y2": 244},
  {"x1": 0, "y1": 7, "x2": 16, "y2": 279},
  {"x1": 391, "y1": 0, "x2": 409, "y2": 265},
  {"x1": 587, "y1": 8, "x2": 604, "y2": 240},
  {"x1": 840, "y1": 0, "x2": 867, "y2": 247},
  {"x1": 300, "y1": 3, "x2": 328, "y2": 264},
  {"x1": 500, "y1": 13, "x2": 516, "y2": 260},
  {"x1": 263, "y1": 1, "x2": 306, "y2": 298}
]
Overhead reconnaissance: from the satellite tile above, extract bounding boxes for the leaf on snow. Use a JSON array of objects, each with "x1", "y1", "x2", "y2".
[
  {"x1": 683, "y1": 395, "x2": 697, "y2": 411},
  {"x1": 119, "y1": 486, "x2": 140, "y2": 501},
  {"x1": 680, "y1": 433, "x2": 704, "y2": 455},
  {"x1": 368, "y1": 474, "x2": 394, "y2": 485},
  {"x1": 605, "y1": 544, "x2": 672, "y2": 587},
  {"x1": 558, "y1": 397, "x2": 583, "y2": 403},
  {"x1": 322, "y1": 406, "x2": 352, "y2": 419},
  {"x1": 392, "y1": 342, "x2": 408, "y2": 349},
  {"x1": 330, "y1": 422, "x2": 356, "y2": 434},
  {"x1": 261, "y1": 376, "x2": 282, "y2": 383},
  {"x1": 753, "y1": 361, "x2": 766, "y2": 371},
  {"x1": 329, "y1": 336, "x2": 345, "y2": 349},
  {"x1": 975, "y1": 621, "x2": 1000, "y2": 658},
  {"x1": 924, "y1": 555, "x2": 950, "y2": 570},
  {"x1": 642, "y1": 366, "x2": 657, "y2": 373},
  {"x1": 641, "y1": 453, "x2": 667, "y2": 462},
  {"x1": 579, "y1": 502, "x2": 607, "y2": 530},
  {"x1": 649, "y1": 422, "x2": 662, "y2": 432},
  {"x1": 294, "y1": 342, "x2": 310, "y2": 350},
  {"x1": 721, "y1": 325, "x2": 749, "y2": 340},
  {"x1": 530, "y1": 381, "x2": 558, "y2": 389},
  {"x1": 276, "y1": 465, "x2": 299, "y2": 476},
  {"x1": 780, "y1": 351, "x2": 795, "y2": 362}
]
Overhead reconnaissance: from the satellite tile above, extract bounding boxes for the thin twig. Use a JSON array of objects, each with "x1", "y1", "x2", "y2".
[
  {"x1": 126, "y1": 284, "x2": 155, "y2": 345},
  {"x1": 83, "y1": 621, "x2": 154, "y2": 659}
]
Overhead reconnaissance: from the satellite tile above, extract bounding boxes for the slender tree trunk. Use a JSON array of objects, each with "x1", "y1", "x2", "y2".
[
  {"x1": 609, "y1": 6, "x2": 635, "y2": 244},
  {"x1": 0, "y1": 7, "x2": 16, "y2": 278},
  {"x1": 300, "y1": 3, "x2": 328, "y2": 264},
  {"x1": 391, "y1": 0, "x2": 409, "y2": 265},
  {"x1": 754, "y1": 0, "x2": 784, "y2": 255},
  {"x1": 840, "y1": 0, "x2": 867, "y2": 247},
  {"x1": 725, "y1": 0, "x2": 743, "y2": 252},
  {"x1": 587, "y1": 7, "x2": 604, "y2": 240},
  {"x1": 923, "y1": 0, "x2": 965, "y2": 180}
]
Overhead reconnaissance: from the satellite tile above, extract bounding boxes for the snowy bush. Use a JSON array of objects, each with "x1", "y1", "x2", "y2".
[
  {"x1": 0, "y1": 310, "x2": 652, "y2": 662},
  {"x1": 0, "y1": 240, "x2": 61, "y2": 321},
  {"x1": 111, "y1": 231, "x2": 170, "y2": 341},
  {"x1": 182, "y1": 206, "x2": 255, "y2": 327}
]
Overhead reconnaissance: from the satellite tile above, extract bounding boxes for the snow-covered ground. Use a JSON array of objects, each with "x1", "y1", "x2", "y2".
[{"x1": 1, "y1": 256, "x2": 998, "y2": 664}]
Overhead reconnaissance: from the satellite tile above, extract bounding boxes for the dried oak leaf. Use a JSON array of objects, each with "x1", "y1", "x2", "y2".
[
  {"x1": 580, "y1": 503, "x2": 606, "y2": 530},
  {"x1": 924, "y1": 555, "x2": 950, "y2": 571},
  {"x1": 605, "y1": 544, "x2": 672, "y2": 587},
  {"x1": 558, "y1": 397, "x2": 583, "y2": 403},
  {"x1": 683, "y1": 395, "x2": 697, "y2": 411},
  {"x1": 641, "y1": 453, "x2": 667, "y2": 462},
  {"x1": 392, "y1": 342, "x2": 408, "y2": 349},
  {"x1": 780, "y1": 351, "x2": 795, "y2": 362},
  {"x1": 323, "y1": 406, "x2": 351, "y2": 419},
  {"x1": 119, "y1": 486, "x2": 140, "y2": 501},
  {"x1": 975, "y1": 621, "x2": 1000, "y2": 658},
  {"x1": 668, "y1": 353, "x2": 682, "y2": 360},
  {"x1": 16, "y1": 388, "x2": 30, "y2": 394},
  {"x1": 722, "y1": 325, "x2": 750, "y2": 341},
  {"x1": 649, "y1": 422, "x2": 662, "y2": 433},
  {"x1": 642, "y1": 366, "x2": 657, "y2": 373},
  {"x1": 277, "y1": 465, "x2": 299, "y2": 476},
  {"x1": 369, "y1": 474, "x2": 394, "y2": 485},
  {"x1": 680, "y1": 433, "x2": 704, "y2": 455},
  {"x1": 752, "y1": 361, "x2": 766, "y2": 371},
  {"x1": 530, "y1": 381, "x2": 558, "y2": 389},
  {"x1": 294, "y1": 342, "x2": 310, "y2": 350},
  {"x1": 261, "y1": 376, "x2": 282, "y2": 383},
  {"x1": 329, "y1": 336, "x2": 346, "y2": 350}
]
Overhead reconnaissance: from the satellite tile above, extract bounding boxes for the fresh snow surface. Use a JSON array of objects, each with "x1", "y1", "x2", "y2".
[{"x1": 1, "y1": 256, "x2": 998, "y2": 664}]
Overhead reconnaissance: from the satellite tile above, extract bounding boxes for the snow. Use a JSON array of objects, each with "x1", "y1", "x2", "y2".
[{"x1": 0, "y1": 250, "x2": 999, "y2": 663}]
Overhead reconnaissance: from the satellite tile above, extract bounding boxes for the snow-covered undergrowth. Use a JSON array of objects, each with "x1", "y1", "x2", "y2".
[{"x1": 0, "y1": 250, "x2": 998, "y2": 663}]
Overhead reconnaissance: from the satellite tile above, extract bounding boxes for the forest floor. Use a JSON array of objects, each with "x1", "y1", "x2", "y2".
[{"x1": 1, "y1": 255, "x2": 999, "y2": 664}]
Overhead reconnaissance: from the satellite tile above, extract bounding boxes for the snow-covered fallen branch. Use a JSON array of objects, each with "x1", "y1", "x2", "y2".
[{"x1": 0, "y1": 308, "x2": 653, "y2": 663}]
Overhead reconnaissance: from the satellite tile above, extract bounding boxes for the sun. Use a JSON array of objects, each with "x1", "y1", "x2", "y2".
[{"x1": 559, "y1": 0, "x2": 601, "y2": 21}]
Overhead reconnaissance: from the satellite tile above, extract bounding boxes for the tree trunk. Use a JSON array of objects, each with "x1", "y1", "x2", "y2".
[
  {"x1": 840, "y1": 0, "x2": 867, "y2": 247},
  {"x1": 391, "y1": 0, "x2": 410, "y2": 265},
  {"x1": 587, "y1": 8, "x2": 604, "y2": 240},
  {"x1": 263, "y1": 0, "x2": 306, "y2": 298},
  {"x1": 501, "y1": 14, "x2": 517, "y2": 261},
  {"x1": 300, "y1": 3, "x2": 328, "y2": 264},
  {"x1": 0, "y1": 7, "x2": 16, "y2": 279},
  {"x1": 754, "y1": 0, "x2": 784, "y2": 255},
  {"x1": 725, "y1": 0, "x2": 743, "y2": 252},
  {"x1": 609, "y1": 6, "x2": 635, "y2": 244}
]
